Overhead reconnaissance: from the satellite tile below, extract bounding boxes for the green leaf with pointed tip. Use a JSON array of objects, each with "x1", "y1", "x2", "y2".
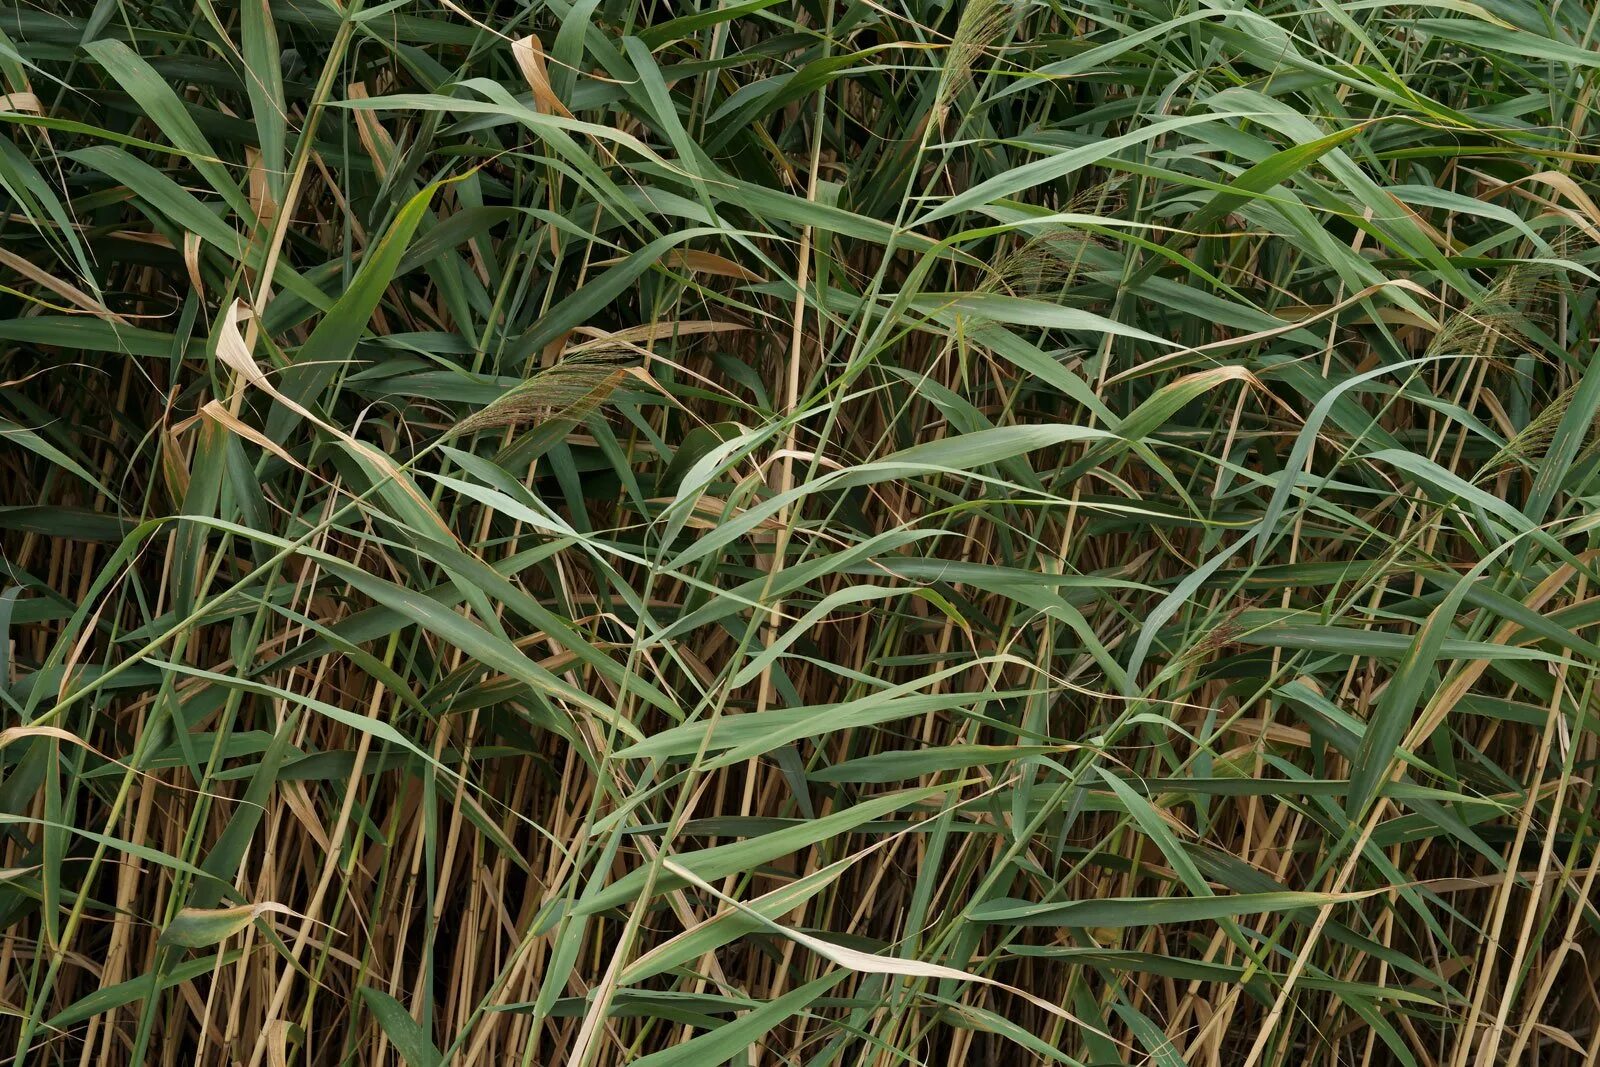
[
  {"x1": 157, "y1": 903, "x2": 291, "y2": 949},
  {"x1": 358, "y1": 988, "x2": 442, "y2": 1067},
  {"x1": 628, "y1": 971, "x2": 846, "y2": 1067},
  {"x1": 577, "y1": 784, "x2": 954, "y2": 916}
]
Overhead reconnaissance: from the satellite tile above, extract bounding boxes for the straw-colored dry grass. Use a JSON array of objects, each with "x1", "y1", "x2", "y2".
[{"x1": 2, "y1": 2, "x2": 1599, "y2": 1064}]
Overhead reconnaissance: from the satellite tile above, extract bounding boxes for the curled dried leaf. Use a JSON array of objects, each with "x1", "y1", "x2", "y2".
[{"x1": 512, "y1": 36, "x2": 573, "y2": 118}]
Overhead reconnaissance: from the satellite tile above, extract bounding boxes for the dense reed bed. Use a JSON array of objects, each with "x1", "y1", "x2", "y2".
[{"x1": 2, "y1": 1, "x2": 1600, "y2": 1063}]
